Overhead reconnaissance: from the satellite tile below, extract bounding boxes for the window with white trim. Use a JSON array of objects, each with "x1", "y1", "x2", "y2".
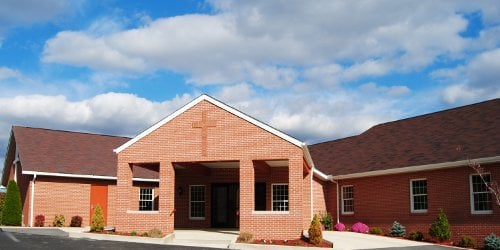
[
  {"x1": 189, "y1": 185, "x2": 205, "y2": 219},
  {"x1": 139, "y1": 188, "x2": 154, "y2": 211},
  {"x1": 272, "y1": 184, "x2": 289, "y2": 211},
  {"x1": 470, "y1": 174, "x2": 492, "y2": 214},
  {"x1": 341, "y1": 185, "x2": 354, "y2": 214},
  {"x1": 410, "y1": 179, "x2": 428, "y2": 213}
]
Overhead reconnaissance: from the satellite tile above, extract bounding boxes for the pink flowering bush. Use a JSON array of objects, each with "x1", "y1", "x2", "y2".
[
  {"x1": 334, "y1": 222, "x2": 346, "y2": 231},
  {"x1": 351, "y1": 222, "x2": 369, "y2": 233}
]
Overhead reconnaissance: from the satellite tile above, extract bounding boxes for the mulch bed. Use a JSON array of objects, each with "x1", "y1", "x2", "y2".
[{"x1": 240, "y1": 237, "x2": 333, "y2": 248}]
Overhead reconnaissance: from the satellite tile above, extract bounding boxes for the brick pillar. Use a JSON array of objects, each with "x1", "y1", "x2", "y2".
[
  {"x1": 289, "y1": 156, "x2": 304, "y2": 231},
  {"x1": 160, "y1": 161, "x2": 175, "y2": 234},
  {"x1": 239, "y1": 159, "x2": 254, "y2": 233},
  {"x1": 115, "y1": 160, "x2": 133, "y2": 231}
]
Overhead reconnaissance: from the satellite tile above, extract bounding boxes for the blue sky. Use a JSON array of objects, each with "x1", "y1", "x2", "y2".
[{"x1": 1, "y1": 0, "x2": 500, "y2": 169}]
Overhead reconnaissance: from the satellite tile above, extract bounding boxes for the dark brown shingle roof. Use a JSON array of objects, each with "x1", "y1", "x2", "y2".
[
  {"x1": 13, "y1": 126, "x2": 130, "y2": 177},
  {"x1": 309, "y1": 98, "x2": 500, "y2": 176}
]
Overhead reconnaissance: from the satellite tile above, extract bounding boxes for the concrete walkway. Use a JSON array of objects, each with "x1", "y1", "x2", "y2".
[
  {"x1": 323, "y1": 231, "x2": 444, "y2": 250},
  {"x1": 2, "y1": 227, "x2": 452, "y2": 250}
]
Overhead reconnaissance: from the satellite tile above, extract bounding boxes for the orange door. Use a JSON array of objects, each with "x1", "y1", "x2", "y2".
[{"x1": 90, "y1": 184, "x2": 108, "y2": 225}]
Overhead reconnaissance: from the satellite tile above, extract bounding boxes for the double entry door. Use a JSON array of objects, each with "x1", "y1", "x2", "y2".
[{"x1": 211, "y1": 183, "x2": 239, "y2": 228}]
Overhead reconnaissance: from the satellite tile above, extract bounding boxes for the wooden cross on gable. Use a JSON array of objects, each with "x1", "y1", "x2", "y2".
[{"x1": 192, "y1": 110, "x2": 216, "y2": 156}]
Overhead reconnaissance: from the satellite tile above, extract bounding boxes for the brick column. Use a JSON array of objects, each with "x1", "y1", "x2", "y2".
[
  {"x1": 159, "y1": 161, "x2": 175, "y2": 234},
  {"x1": 239, "y1": 159, "x2": 254, "y2": 233},
  {"x1": 115, "y1": 160, "x2": 133, "y2": 231}
]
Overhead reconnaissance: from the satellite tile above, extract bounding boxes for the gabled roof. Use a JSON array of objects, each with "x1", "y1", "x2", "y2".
[
  {"x1": 8, "y1": 126, "x2": 130, "y2": 177},
  {"x1": 114, "y1": 94, "x2": 306, "y2": 153},
  {"x1": 309, "y1": 98, "x2": 500, "y2": 178}
]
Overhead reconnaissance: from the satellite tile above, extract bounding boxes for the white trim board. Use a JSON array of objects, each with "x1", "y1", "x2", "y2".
[
  {"x1": 114, "y1": 94, "x2": 305, "y2": 153},
  {"x1": 331, "y1": 156, "x2": 500, "y2": 180},
  {"x1": 22, "y1": 170, "x2": 159, "y2": 182}
]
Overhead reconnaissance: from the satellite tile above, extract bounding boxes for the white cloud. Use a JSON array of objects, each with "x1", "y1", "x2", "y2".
[
  {"x1": 440, "y1": 48, "x2": 500, "y2": 105},
  {"x1": 41, "y1": 0, "x2": 497, "y2": 87},
  {"x1": 0, "y1": 92, "x2": 192, "y2": 137},
  {"x1": 0, "y1": 67, "x2": 20, "y2": 80},
  {"x1": 360, "y1": 82, "x2": 410, "y2": 96}
]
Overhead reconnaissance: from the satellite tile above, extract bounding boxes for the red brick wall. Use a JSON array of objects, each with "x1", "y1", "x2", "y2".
[
  {"x1": 116, "y1": 100, "x2": 306, "y2": 239},
  {"x1": 334, "y1": 164, "x2": 500, "y2": 245},
  {"x1": 30, "y1": 176, "x2": 115, "y2": 227},
  {"x1": 312, "y1": 176, "x2": 328, "y2": 215}
]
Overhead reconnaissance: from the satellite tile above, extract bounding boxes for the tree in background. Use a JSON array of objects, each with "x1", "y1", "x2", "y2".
[{"x1": 1, "y1": 180, "x2": 22, "y2": 226}]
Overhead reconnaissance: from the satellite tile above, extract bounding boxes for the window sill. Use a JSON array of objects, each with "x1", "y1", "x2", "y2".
[
  {"x1": 126, "y1": 210, "x2": 159, "y2": 214},
  {"x1": 252, "y1": 211, "x2": 289, "y2": 215},
  {"x1": 471, "y1": 210, "x2": 493, "y2": 215},
  {"x1": 411, "y1": 210, "x2": 428, "y2": 214},
  {"x1": 341, "y1": 212, "x2": 354, "y2": 216},
  {"x1": 189, "y1": 217, "x2": 206, "y2": 220}
]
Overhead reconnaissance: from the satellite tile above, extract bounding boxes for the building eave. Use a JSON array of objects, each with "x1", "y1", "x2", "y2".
[{"x1": 331, "y1": 155, "x2": 500, "y2": 180}]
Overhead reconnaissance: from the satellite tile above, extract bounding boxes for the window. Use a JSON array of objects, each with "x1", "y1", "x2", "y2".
[
  {"x1": 410, "y1": 179, "x2": 428, "y2": 213},
  {"x1": 470, "y1": 174, "x2": 492, "y2": 214},
  {"x1": 139, "y1": 188, "x2": 154, "y2": 211},
  {"x1": 272, "y1": 184, "x2": 289, "y2": 211},
  {"x1": 190, "y1": 185, "x2": 205, "y2": 219},
  {"x1": 341, "y1": 185, "x2": 354, "y2": 214}
]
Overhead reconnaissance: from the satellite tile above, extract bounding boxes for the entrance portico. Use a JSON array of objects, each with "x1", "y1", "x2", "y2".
[{"x1": 113, "y1": 94, "x2": 314, "y2": 239}]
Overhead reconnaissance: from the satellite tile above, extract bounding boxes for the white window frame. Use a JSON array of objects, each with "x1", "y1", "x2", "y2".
[
  {"x1": 272, "y1": 183, "x2": 289, "y2": 211},
  {"x1": 469, "y1": 173, "x2": 493, "y2": 214},
  {"x1": 410, "y1": 178, "x2": 428, "y2": 213},
  {"x1": 139, "y1": 187, "x2": 154, "y2": 211},
  {"x1": 341, "y1": 185, "x2": 354, "y2": 215},
  {"x1": 189, "y1": 185, "x2": 206, "y2": 220}
]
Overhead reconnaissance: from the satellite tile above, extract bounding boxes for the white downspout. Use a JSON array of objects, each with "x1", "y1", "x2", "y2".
[
  {"x1": 29, "y1": 174, "x2": 36, "y2": 227},
  {"x1": 335, "y1": 180, "x2": 339, "y2": 223},
  {"x1": 310, "y1": 167, "x2": 314, "y2": 220}
]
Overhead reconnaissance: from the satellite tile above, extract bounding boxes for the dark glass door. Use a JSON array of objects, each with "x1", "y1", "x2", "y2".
[{"x1": 211, "y1": 183, "x2": 239, "y2": 228}]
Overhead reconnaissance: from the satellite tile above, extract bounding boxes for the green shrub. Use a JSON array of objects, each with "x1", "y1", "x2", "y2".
[
  {"x1": 148, "y1": 228, "x2": 163, "y2": 238},
  {"x1": 458, "y1": 235, "x2": 477, "y2": 248},
  {"x1": 390, "y1": 221, "x2": 406, "y2": 237},
  {"x1": 408, "y1": 231, "x2": 424, "y2": 241},
  {"x1": 429, "y1": 209, "x2": 451, "y2": 241},
  {"x1": 70, "y1": 215, "x2": 82, "y2": 227},
  {"x1": 130, "y1": 231, "x2": 137, "y2": 236},
  {"x1": 0, "y1": 192, "x2": 6, "y2": 224},
  {"x1": 52, "y1": 214, "x2": 65, "y2": 227},
  {"x1": 370, "y1": 227, "x2": 383, "y2": 235},
  {"x1": 34, "y1": 214, "x2": 45, "y2": 227},
  {"x1": 320, "y1": 211, "x2": 333, "y2": 230},
  {"x1": 1, "y1": 181, "x2": 22, "y2": 226},
  {"x1": 141, "y1": 232, "x2": 149, "y2": 237},
  {"x1": 90, "y1": 204, "x2": 105, "y2": 232},
  {"x1": 484, "y1": 233, "x2": 500, "y2": 250},
  {"x1": 237, "y1": 232, "x2": 253, "y2": 243},
  {"x1": 308, "y1": 214, "x2": 323, "y2": 245}
]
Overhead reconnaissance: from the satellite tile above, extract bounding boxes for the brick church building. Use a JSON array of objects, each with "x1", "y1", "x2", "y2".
[{"x1": 2, "y1": 94, "x2": 499, "y2": 242}]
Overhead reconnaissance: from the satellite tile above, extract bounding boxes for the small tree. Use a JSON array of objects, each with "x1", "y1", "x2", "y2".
[
  {"x1": 1, "y1": 180, "x2": 22, "y2": 226},
  {"x1": 390, "y1": 221, "x2": 406, "y2": 237},
  {"x1": 308, "y1": 214, "x2": 323, "y2": 245},
  {"x1": 91, "y1": 204, "x2": 105, "y2": 232},
  {"x1": 429, "y1": 209, "x2": 451, "y2": 241},
  {"x1": 0, "y1": 192, "x2": 6, "y2": 224}
]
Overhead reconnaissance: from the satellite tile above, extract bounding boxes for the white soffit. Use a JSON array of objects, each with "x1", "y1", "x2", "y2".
[
  {"x1": 114, "y1": 94, "x2": 305, "y2": 153},
  {"x1": 201, "y1": 161, "x2": 239, "y2": 168}
]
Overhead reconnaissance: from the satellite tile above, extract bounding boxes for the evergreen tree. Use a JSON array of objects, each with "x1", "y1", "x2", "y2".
[
  {"x1": 0, "y1": 192, "x2": 6, "y2": 224},
  {"x1": 1, "y1": 180, "x2": 22, "y2": 226},
  {"x1": 390, "y1": 221, "x2": 406, "y2": 237},
  {"x1": 429, "y1": 209, "x2": 451, "y2": 241},
  {"x1": 308, "y1": 214, "x2": 323, "y2": 245},
  {"x1": 91, "y1": 204, "x2": 105, "y2": 232}
]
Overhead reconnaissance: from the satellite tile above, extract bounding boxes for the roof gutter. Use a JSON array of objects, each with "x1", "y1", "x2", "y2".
[
  {"x1": 21, "y1": 171, "x2": 159, "y2": 182},
  {"x1": 331, "y1": 155, "x2": 500, "y2": 180}
]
